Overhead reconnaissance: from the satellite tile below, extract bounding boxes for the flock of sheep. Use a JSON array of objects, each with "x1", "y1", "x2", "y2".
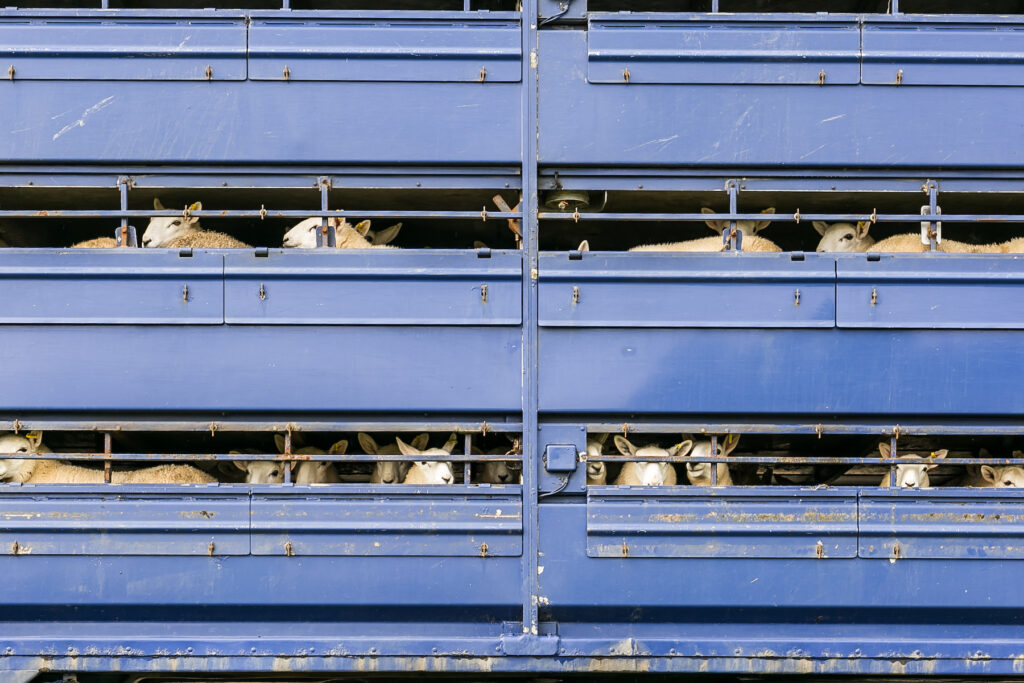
[
  {"x1": 41, "y1": 199, "x2": 1024, "y2": 254},
  {"x1": 0, "y1": 432, "x2": 519, "y2": 486},
  {"x1": 584, "y1": 434, "x2": 1024, "y2": 489}
]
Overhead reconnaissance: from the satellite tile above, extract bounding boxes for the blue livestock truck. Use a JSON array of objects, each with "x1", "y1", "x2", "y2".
[{"x1": 2, "y1": 0, "x2": 1024, "y2": 680}]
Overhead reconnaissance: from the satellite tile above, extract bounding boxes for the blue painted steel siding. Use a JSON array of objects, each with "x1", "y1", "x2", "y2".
[{"x1": 539, "y1": 28, "x2": 1024, "y2": 168}]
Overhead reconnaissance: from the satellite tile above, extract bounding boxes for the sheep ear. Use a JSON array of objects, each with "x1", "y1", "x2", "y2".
[
  {"x1": 273, "y1": 434, "x2": 286, "y2": 452},
  {"x1": 812, "y1": 221, "x2": 829, "y2": 236},
  {"x1": 153, "y1": 198, "x2": 165, "y2": 210},
  {"x1": 878, "y1": 442, "x2": 892, "y2": 458},
  {"x1": 232, "y1": 460, "x2": 248, "y2": 472},
  {"x1": 354, "y1": 220, "x2": 371, "y2": 237},
  {"x1": 856, "y1": 221, "x2": 871, "y2": 239},
  {"x1": 442, "y1": 433, "x2": 458, "y2": 454},
  {"x1": 670, "y1": 440, "x2": 693, "y2": 457},
  {"x1": 931, "y1": 449, "x2": 948, "y2": 460},
  {"x1": 357, "y1": 433, "x2": 377, "y2": 455},
  {"x1": 981, "y1": 465, "x2": 998, "y2": 483},
  {"x1": 328, "y1": 440, "x2": 347, "y2": 455},
  {"x1": 375, "y1": 223, "x2": 402, "y2": 245},
  {"x1": 755, "y1": 207, "x2": 776, "y2": 232},
  {"x1": 595, "y1": 433, "x2": 609, "y2": 446},
  {"x1": 26, "y1": 431, "x2": 43, "y2": 450},
  {"x1": 721, "y1": 434, "x2": 740, "y2": 456},
  {"x1": 577, "y1": 240, "x2": 590, "y2": 252},
  {"x1": 613, "y1": 435, "x2": 636, "y2": 457},
  {"x1": 396, "y1": 438, "x2": 419, "y2": 457},
  {"x1": 473, "y1": 240, "x2": 489, "y2": 249},
  {"x1": 411, "y1": 433, "x2": 430, "y2": 451},
  {"x1": 701, "y1": 207, "x2": 725, "y2": 233}
]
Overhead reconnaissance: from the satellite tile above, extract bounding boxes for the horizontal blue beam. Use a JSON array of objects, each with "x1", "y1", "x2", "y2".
[
  {"x1": 0, "y1": 209, "x2": 522, "y2": 220},
  {"x1": 539, "y1": 212, "x2": 1008, "y2": 223}
]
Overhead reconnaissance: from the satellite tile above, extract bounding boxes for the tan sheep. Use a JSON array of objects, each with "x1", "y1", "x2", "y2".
[
  {"x1": 869, "y1": 233, "x2": 975, "y2": 253},
  {"x1": 358, "y1": 432, "x2": 429, "y2": 484},
  {"x1": 397, "y1": 433, "x2": 458, "y2": 485},
  {"x1": 71, "y1": 237, "x2": 119, "y2": 248},
  {"x1": 164, "y1": 231, "x2": 251, "y2": 249},
  {"x1": 973, "y1": 237, "x2": 1024, "y2": 254},
  {"x1": 612, "y1": 436, "x2": 690, "y2": 486},
  {"x1": 630, "y1": 207, "x2": 782, "y2": 252}
]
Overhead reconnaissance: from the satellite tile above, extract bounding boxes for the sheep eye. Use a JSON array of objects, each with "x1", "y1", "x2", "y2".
[
  {"x1": 1005, "y1": 480, "x2": 1013, "y2": 486},
  {"x1": 171, "y1": 220, "x2": 181, "y2": 226},
  {"x1": 16, "y1": 447, "x2": 27, "y2": 453},
  {"x1": 271, "y1": 469, "x2": 279, "y2": 477},
  {"x1": 843, "y1": 234, "x2": 853, "y2": 240}
]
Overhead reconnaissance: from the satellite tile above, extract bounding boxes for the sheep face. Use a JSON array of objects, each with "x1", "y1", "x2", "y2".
[
  {"x1": 234, "y1": 461, "x2": 285, "y2": 484},
  {"x1": 814, "y1": 221, "x2": 874, "y2": 253},
  {"x1": 372, "y1": 461, "x2": 408, "y2": 484},
  {"x1": 482, "y1": 461, "x2": 514, "y2": 484},
  {"x1": 685, "y1": 435, "x2": 739, "y2": 486},
  {"x1": 360, "y1": 432, "x2": 426, "y2": 484},
  {"x1": 878, "y1": 444, "x2": 946, "y2": 488},
  {"x1": 701, "y1": 207, "x2": 775, "y2": 239},
  {"x1": 397, "y1": 435, "x2": 456, "y2": 485},
  {"x1": 586, "y1": 461, "x2": 607, "y2": 485},
  {"x1": 981, "y1": 465, "x2": 1024, "y2": 487},
  {"x1": 0, "y1": 432, "x2": 43, "y2": 481},
  {"x1": 143, "y1": 198, "x2": 200, "y2": 247},
  {"x1": 283, "y1": 217, "x2": 343, "y2": 248},
  {"x1": 614, "y1": 436, "x2": 691, "y2": 486},
  {"x1": 294, "y1": 461, "x2": 339, "y2": 484}
]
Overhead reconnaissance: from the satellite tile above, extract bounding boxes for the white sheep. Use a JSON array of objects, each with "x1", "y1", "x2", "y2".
[
  {"x1": 584, "y1": 433, "x2": 609, "y2": 485},
  {"x1": 142, "y1": 199, "x2": 249, "y2": 248},
  {"x1": 282, "y1": 217, "x2": 395, "y2": 249},
  {"x1": 0, "y1": 433, "x2": 214, "y2": 484},
  {"x1": 814, "y1": 221, "x2": 875, "y2": 252},
  {"x1": 684, "y1": 435, "x2": 739, "y2": 486},
  {"x1": 877, "y1": 443, "x2": 947, "y2": 488},
  {"x1": 612, "y1": 435, "x2": 690, "y2": 486},
  {"x1": 365, "y1": 222, "x2": 402, "y2": 247},
  {"x1": 960, "y1": 452, "x2": 1024, "y2": 487},
  {"x1": 869, "y1": 233, "x2": 974, "y2": 253},
  {"x1": 358, "y1": 432, "x2": 428, "y2": 484},
  {"x1": 397, "y1": 433, "x2": 457, "y2": 485},
  {"x1": 630, "y1": 207, "x2": 781, "y2": 253},
  {"x1": 234, "y1": 436, "x2": 345, "y2": 484}
]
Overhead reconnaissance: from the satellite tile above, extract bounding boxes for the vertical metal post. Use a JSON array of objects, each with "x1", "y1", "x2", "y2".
[
  {"x1": 116, "y1": 176, "x2": 132, "y2": 247},
  {"x1": 464, "y1": 433, "x2": 472, "y2": 485},
  {"x1": 725, "y1": 179, "x2": 741, "y2": 251},
  {"x1": 890, "y1": 0, "x2": 899, "y2": 13},
  {"x1": 316, "y1": 177, "x2": 334, "y2": 247},
  {"x1": 710, "y1": 436, "x2": 718, "y2": 486},
  {"x1": 926, "y1": 180, "x2": 939, "y2": 251},
  {"x1": 521, "y1": 0, "x2": 541, "y2": 637},
  {"x1": 281, "y1": 0, "x2": 290, "y2": 9},
  {"x1": 711, "y1": 0, "x2": 719, "y2": 11},
  {"x1": 889, "y1": 434, "x2": 898, "y2": 487},
  {"x1": 103, "y1": 432, "x2": 112, "y2": 484}
]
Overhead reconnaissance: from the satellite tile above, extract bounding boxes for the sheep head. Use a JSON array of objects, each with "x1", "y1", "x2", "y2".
[
  {"x1": 397, "y1": 434, "x2": 456, "y2": 485},
  {"x1": 143, "y1": 198, "x2": 201, "y2": 247},
  {"x1": 685, "y1": 435, "x2": 738, "y2": 486},
  {"x1": 878, "y1": 443, "x2": 947, "y2": 488},
  {"x1": 814, "y1": 221, "x2": 874, "y2": 253},
  {"x1": 702, "y1": 207, "x2": 775, "y2": 239}
]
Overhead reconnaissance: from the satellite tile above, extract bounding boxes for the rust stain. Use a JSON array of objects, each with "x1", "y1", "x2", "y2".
[{"x1": 181, "y1": 510, "x2": 215, "y2": 519}]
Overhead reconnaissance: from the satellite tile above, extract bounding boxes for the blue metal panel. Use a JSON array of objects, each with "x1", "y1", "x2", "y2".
[
  {"x1": 0, "y1": 82, "x2": 521, "y2": 164},
  {"x1": 539, "y1": 329, "x2": 1024, "y2": 415},
  {"x1": 250, "y1": 487, "x2": 522, "y2": 556},
  {"x1": 837, "y1": 254, "x2": 1024, "y2": 329},
  {"x1": 863, "y1": 18, "x2": 1024, "y2": 86},
  {"x1": 588, "y1": 16, "x2": 860, "y2": 85},
  {"x1": 587, "y1": 487, "x2": 857, "y2": 559},
  {"x1": 0, "y1": 249, "x2": 223, "y2": 324},
  {"x1": 0, "y1": 15, "x2": 246, "y2": 81},
  {"x1": 249, "y1": 16, "x2": 521, "y2": 83},
  {"x1": 0, "y1": 486, "x2": 248, "y2": 555},
  {"x1": 0, "y1": 325, "x2": 522, "y2": 412},
  {"x1": 539, "y1": 252, "x2": 834, "y2": 328},
  {"x1": 860, "y1": 489, "x2": 1024, "y2": 560},
  {"x1": 539, "y1": 29, "x2": 1024, "y2": 168},
  {"x1": 224, "y1": 250, "x2": 521, "y2": 325}
]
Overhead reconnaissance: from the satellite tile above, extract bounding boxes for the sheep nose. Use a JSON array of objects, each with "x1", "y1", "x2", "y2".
[
  {"x1": 442, "y1": 475, "x2": 452, "y2": 484},
  {"x1": 383, "y1": 476, "x2": 394, "y2": 483},
  {"x1": 498, "y1": 473, "x2": 509, "y2": 482}
]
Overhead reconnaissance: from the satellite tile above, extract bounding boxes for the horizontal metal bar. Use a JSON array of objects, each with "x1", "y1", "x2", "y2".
[
  {"x1": 588, "y1": 455, "x2": 1024, "y2": 465},
  {"x1": 0, "y1": 420, "x2": 522, "y2": 433},
  {"x1": 4, "y1": 452, "x2": 522, "y2": 463},
  {"x1": 581, "y1": 422, "x2": 1024, "y2": 436},
  {"x1": 539, "y1": 212, "x2": 1024, "y2": 223},
  {"x1": 0, "y1": 210, "x2": 522, "y2": 220}
]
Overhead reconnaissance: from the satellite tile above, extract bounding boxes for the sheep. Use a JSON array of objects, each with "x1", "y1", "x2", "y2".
[
  {"x1": 959, "y1": 452, "x2": 1024, "y2": 487},
  {"x1": 584, "y1": 433, "x2": 609, "y2": 485},
  {"x1": 142, "y1": 198, "x2": 250, "y2": 248},
  {"x1": 0, "y1": 433, "x2": 214, "y2": 484},
  {"x1": 282, "y1": 217, "x2": 392, "y2": 249},
  {"x1": 814, "y1": 221, "x2": 875, "y2": 253},
  {"x1": 358, "y1": 432, "x2": 429, "y2": 484},
  {"x1": 877, "y1": 443, "x2": 947, "y2": 488},
  {"x1": 365, "y1": 222, "x2": 402, "y2": 247},
  {"x1": 477, "y1": 445, "x2": 520, "y2": 485},
  {"x1": 973, "y1": 237, "x2": 1024, "y2": 254},
  {"x1": 233, "y1": 436, "x2": 345, "y2": 484},
  {"x1": 683, "y1": 435, "x2": 739, "y2": 486},
  {"x1": 612, "y1": 435, "x2": 690, "y2": 486},
  {"x1": 71, "y1": 237, "x2": 118, "y2": 248},
  {"x1": 630, "y1": 207, "x2": 782, "y2": 253},
  {"x1": 869, "y1": 233, "x2": 975, "y2": 253},
  {"x1": 397, "y1": 433, "x2": 457, "y2": 485}
]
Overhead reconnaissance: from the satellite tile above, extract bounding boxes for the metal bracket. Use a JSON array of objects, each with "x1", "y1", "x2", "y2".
[
  {"x1": 723, "y1": 179, "x2": 742, "y2": 251},
  {"x1": 114, "y1": 224, "x2": 138, "y2": 247},
  {"x1": 500, "y1": 622, "x2": 560, "y2": 655},
  {"x1": 543, "y1": 444, "x2": 578, "y2": 473},
  {"x1": 115, "y1": 176, "x2": 137, "y2": 248},
  {"x1": 316, "y1": 176, "x2": 335, "y2": 248}
]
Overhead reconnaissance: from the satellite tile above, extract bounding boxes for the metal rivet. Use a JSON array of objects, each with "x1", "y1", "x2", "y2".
[
  {"x1": 478, "y1": 67, "x2": 487, "y2": 82},
  {"x1": 794, "y1": 289, "x2": 801, "y2": 307},
  {"x1": 207, "y1": 541, "x2": 215, "y2": 556},
  {"x1": 818, "y1": 69, "x2": 826, "y2": 85},
  {"x1": 284, "y1": 541, "x2": 294, "y2": 557},
  {"x1": 10, "y1": 541, "x2": 19, "y2": 555},
  {"x1": 623, "y1": 68, "x2": 630, "y2": 83},
  {"x1": 283, "y1": 65, "x2": 291, "y2": 80},
  {"x1": 7, "y1": 65, "x2": 13, "y2": 80},
  {"x1": 480, "y1": 542, "x2": 489, "y2": 557},
  {"x1": 205, "y1": 65, "x2": 213, "y2": 80},
  {"x1": 572, "y1": 286, "x2": 580, "y2": 304},
  {"x1": 815, "y1": 541, "x2": 824, "y2": 558},
  {"x1": 871, "y1": 288, "x2": 878, "y2": 306},
  {"x1": 259, "y1": 283, "x2": 266, "y2": 301},
  {"x1": 480, "y1": 284, "x2": 488, "y2": 302},
  {"x1": 896, "y1": 69, "x2": 903, "y2": 85},
  {"x1": 182, "y1": 284, "x2": 189, "y2": 303}
]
